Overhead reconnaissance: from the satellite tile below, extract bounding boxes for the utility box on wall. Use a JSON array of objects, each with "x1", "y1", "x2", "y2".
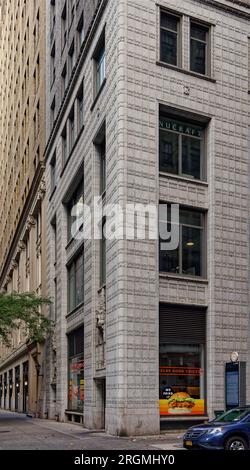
[{"x1": 225, "y1": 362, "x2": 246, "y2": 410}]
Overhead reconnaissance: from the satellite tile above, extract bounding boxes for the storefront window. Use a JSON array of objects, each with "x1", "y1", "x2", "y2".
[
  {"x1": 159, "y1": 344, "x2": 205, "y2": 416},
  {"x1": 68, "y1": 328, "x2": 84, "y2": 412}
]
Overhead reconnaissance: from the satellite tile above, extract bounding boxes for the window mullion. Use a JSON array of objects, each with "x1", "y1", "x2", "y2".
[
  {"x1": 179, "y1": 134, "x2": 182, "y2": 176},
  {"x1": 179, "y1": 224, "x2": 182, "y2": 274}
]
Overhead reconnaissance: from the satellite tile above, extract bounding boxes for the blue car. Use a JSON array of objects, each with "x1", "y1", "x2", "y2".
[{"x1": 183, "y1": 407, "x2": 250, "y2": 450}]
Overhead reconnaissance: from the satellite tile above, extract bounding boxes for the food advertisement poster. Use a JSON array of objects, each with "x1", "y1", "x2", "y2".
[{"x1": 159, "y1": 366, "x2": 205, "y2": 416}]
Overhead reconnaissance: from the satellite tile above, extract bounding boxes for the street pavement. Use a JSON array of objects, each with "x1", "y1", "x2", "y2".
[{"x1": 0, "y1": 410, "x2": 184, "y2": 450}]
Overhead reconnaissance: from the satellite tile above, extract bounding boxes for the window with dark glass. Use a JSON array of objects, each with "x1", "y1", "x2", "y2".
[
  {"x1": 159, "y1": 207, "x2": 205, "y2": 277},
  {"x1": 68, "y1": 40, "x2": 75, "y2": 76},
  {"x1": 159, "y1": 116, "x2": 205, "y2": 180},
  {"x1": 68, "y1": 252, "x2": 84, "y2": 312},
  {"x1": 94, "y1": 123, "x2": 106, "y2": 195},
  {"x1": 50, "y1": 151, "x2": 56, "y2": 193},
  {"x1": 69, "y1": 105, "x2": 75, "y2": 152},
  {"x1": 160, "y1": 10, "x2": 180, "y2": 66},
  {"x1": 77, "y1": 81, "x2": 84, "y2": 132},
  {"x1": 61, "y1": 62, "x2": 67, "y2": 97},
  {"x1": 190, "y1": 22, "x2": 209, "y2": 75},
  {"x1": 50, "y1": 42, "x2": 55, "y2": 86},
  {"x1": 100, "y1": 139, "x2": 106, "y2": 195},
  {"x1": 100, "y1": 218, "x2": 106, "y2": 286},
  {"x1": 67, "y1": 180, "x2": 84, "y2": 240},
  {"x1": 77, "y1": 12, "x2": 84, "y2": 53},
  {"x1": 61, "y1": 124, "x2": 67, "y2": 164},
  {"x1": 50, "y1": 96, "x2": 55, "y2": 129},
  {"x1": 93, "y1": 33, "x2": 105, "y2": 96},
  {"x1": 61, "y1": 2, "x2": 67, "y2": 51},
  {"x1": 68, "y1": 328, "x2": 84, "y2": 412}
]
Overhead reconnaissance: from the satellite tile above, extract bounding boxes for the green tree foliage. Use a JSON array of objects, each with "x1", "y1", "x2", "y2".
[{"x1": 0, "y1": 292, "x2": 51, "y2": 347}]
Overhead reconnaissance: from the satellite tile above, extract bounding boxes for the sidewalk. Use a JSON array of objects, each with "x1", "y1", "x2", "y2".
[{"x1": 0, "y1": 410, "x2": 184, "y2": 450}]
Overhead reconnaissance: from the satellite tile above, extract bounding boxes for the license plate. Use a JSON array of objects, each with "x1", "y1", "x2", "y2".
[{"x1": 185, "y1": 440, "x2": 193, "y2": 446}]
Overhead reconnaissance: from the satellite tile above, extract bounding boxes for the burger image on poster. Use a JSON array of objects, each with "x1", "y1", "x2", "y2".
[{"x1": 168, "y1": 392, "x2": 196, "y2": 414}]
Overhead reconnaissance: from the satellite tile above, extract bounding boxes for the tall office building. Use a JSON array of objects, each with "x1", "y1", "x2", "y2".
[{"x1": 0, "y1": 0, "x2": 47, "y2": 416}]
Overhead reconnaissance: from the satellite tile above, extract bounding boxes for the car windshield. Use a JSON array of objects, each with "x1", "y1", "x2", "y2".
[{"x1": 213, "y1": 409, "x2": 250, "y2": 423}]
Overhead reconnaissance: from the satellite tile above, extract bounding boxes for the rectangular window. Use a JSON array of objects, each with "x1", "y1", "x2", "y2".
[
  {"x1": 69, "y1": 0, "x2": 75, "y2": 28},
  {"x1": 160, "y1": 10, "x2": 180, "y2": 67},
  {"x1": 50, "y1": 151, "x2": 56, "y2": 193},
  {"x1": 93, "y1": 34, "x2": 105, "y2": 96},
  {"x1": 159, "y1": 304, "x2": 206, "y2": 417},
  {"x1": 100, "y1": 218, "x2": 106, "y2": 286},
  {"x1": 68, "y1": 328, "x2": 84, "y2": 412},
  {"x1": 159, "y1": 116, "x2": 205, "y2": 181},
  {"x1": 159, "y1": 207, "x2": 205, "y2": 277},
  {"x1": 68, "y1": 40, "x2": 75, "y2": 76},
  {"x1": 190, "y1": 21, "x2": 210, "y2": 75},
  {"x1": 77, "y1": 82, "x2": 84, "y2": 132},
  {"x1": 61, "y1": 2, "x2": 67, "y2": 51},
  {"x1": 61, "y1": 125, "x2": 67, "y2": 164},
  {"x1": 50, "y1": 96, "x2": 55, "y2": 129},
  {"x1": 94, "y1": 123, "x2": 106, "y2": 196},
  {"x1": 100, "y1": 139, "x2": 106, "y2": 195},
  {"x1": 77, "y1": 12, "x2": 84, "y2": 53},
  {"x1": 160, "y1": 344, "x2": 205, "y2": 416},
  {"x1": 50, "y1": 42, "x2": 55, "y2": 86},
  {"x1": 67, "y1": 180, "x2": 84, "y2": 241},
  {"x1": 61, "y1": 63, "x2": 67, "y2": 97},
  {"x1": 68, "y1": 252, "x2": 84, "y2": 312},
  {"x1": 69, "y1": 106, "x2": 75, "y2": 152}
]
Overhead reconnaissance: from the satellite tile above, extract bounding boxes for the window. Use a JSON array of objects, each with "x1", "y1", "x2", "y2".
[
  {"x1": 159, "y1": 207, "x2": 205, "y2": 277},
  {"x1": 68, "y1": 252, "x2": 84, "y2": 312},
  {"x1": 77, "y1": 13, "x2": 84, "y2": 53},
  {"x1": 159, "y1": 116, "x2": 205, "y2": 180},
  {"x1": 50, "y1": 151, "x2": 56, "y2": 193},
  {"x1": 93, "y1": 34, "x2": 105, "y2": 96},
  {"x1": 159, "y1": 303, "x2": 206, "y2": 417},
  {"x1": 94, "y1": 125, "x2": 106, "y2": 195},
  {"x1": 61, "y1": 2, "x2": 67, "y2": 51},
  {"x1": 100, "y1": 218, "x2": 106, "y2": 286},
  {"x1": 68, "y1": 328, "x2": 84, "y2": 412},
  {"x1": 160, "y1": 344, "x2": 205, "y2": 416},
  {"x1": 50, "y1": 0, "x2": 55, "y2": 42},
  {"x1": 61, "y1": 125, "x2": 67, "y2": 164},
  {"x1": 50, "y1": 42, "x2": 55, "y2": 86},
  {"x1": 190, "y1": 21, "x2": 210, "y2": 75},
  {"x1": 69, "y1": 106, "x2": 75, "y2": 152},
  {"x1": 69, "y1": 0, "x2": 75, "y2": 28},
  {"x1": 77, "y1": 81, "x2": 84, "y2": 132},
  {"x1": 61, "y1": 62, "x2": 67, "y2": 97},
  {"x1": 100, "y1": 139, "x2": 106, "y2": 195},
  {"x1": 67, "y1": 180, "x2": 84, "y2": 240},
  {"x1": 50, "y1": 96, "x2": 55, "y2": 129},
  {"x1": 68, "y1": 40, "x2": 75, "y2": 76},
  {"x1": 160, "y1": 10, "x2": 180, "y2": 66}
]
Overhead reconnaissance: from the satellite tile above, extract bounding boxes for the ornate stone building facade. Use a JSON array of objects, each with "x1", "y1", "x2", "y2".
[
  {"x1": 0, "y1": 0, "x2": 47, "y2": 417},
  {"x1": 45, "y1": 0, "x2": 250, "y2": 435},
  {"x1": 0, "y1": 0, "x2": 249, "y2": 437}
]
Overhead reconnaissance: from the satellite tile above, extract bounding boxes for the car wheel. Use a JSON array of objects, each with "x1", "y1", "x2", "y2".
[{"x1": 225, "y1": 436, "x2": 248, "y2": 450}]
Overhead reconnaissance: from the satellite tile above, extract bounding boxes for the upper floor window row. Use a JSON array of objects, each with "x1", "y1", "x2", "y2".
[{"x1": 160, "y1": 9, "x2": 211, "y2": 77}]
